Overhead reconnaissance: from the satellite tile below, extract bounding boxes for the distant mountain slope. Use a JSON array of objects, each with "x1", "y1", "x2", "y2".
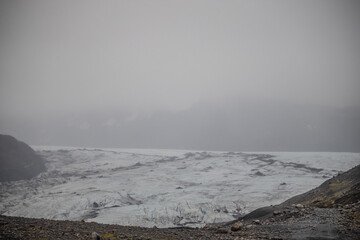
[{"x1": 0, "y1": 134, "x2": 45, "y2": 182}]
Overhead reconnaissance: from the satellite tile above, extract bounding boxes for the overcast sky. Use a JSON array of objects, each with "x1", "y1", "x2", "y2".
[{"x1": 0, "y1": 1, "x2": 359, "y2": 150}]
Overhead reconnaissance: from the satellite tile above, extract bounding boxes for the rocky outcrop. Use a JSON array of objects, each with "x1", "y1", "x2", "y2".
[
  {"x1": 234, "y1": 165, "x2": 360, "y2": 239},
  {"x1": 0, "y1": 134, "x2": 45, "y2": 182},
  {"x1": 282, "y1": 164, "x2": 360, "y2": 208},
  {"x1": 240, "y1": 165, "x2": 360, "y2": 221}
]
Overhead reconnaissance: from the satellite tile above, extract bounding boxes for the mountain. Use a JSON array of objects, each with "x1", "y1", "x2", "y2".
[{"x1": 0, "y1": 134, "x2": 45, "y2": 182}]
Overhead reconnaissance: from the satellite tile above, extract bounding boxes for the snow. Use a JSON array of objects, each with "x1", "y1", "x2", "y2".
[{"x1": 0, "y1": 147, "x2": 359, "y2": 228}]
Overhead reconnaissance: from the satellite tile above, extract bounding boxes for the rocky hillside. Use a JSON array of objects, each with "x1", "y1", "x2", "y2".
[
  {"x1": 282, "y1": 164, "x2": 360, "y2": 208},
  {"x1": 0, "y1": 134, "x2": 45, "y2": 182},
  {"x1": 237, "y1": 164, "x2": 360, "y2": 239}
]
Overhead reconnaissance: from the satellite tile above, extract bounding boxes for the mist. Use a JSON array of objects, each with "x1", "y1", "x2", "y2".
[{"x1": 1, "y1": 0, "x2": 360, "y2": 152}]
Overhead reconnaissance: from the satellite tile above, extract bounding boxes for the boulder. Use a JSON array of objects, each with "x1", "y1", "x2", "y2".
[
  {"x1": 231, "y1": 222, "x2": 243, "y2": 231},
  {"x1": 0, "y1": 134, "x2": 45, "y2": 182},
  {"x1": 91, "y1": 232, "x2": 101, "y2": 240},
  {"x1": 273, "y1": 210, "x2": 282, "y2": 216},
  {"x1": 215, "y1": 227, "x2": 228, "y2": 234}
]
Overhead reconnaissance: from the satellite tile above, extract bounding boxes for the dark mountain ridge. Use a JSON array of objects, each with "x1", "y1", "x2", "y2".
[{"x1": 0, "y1": 134, "x2": 45, "y2": 182}]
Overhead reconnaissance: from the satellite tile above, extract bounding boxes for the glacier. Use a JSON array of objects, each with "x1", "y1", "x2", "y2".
[{"x1": 0, "y1": 147, "x2": 359, "y2": 228}]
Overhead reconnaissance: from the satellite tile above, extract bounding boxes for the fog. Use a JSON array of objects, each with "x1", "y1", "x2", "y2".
[{"x1": 1, "y1": 0, "x2": 359, "y2": 151}]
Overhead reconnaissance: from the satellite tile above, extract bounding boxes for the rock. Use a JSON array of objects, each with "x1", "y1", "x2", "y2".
[
  {"x1": 295, "y1": 204, "x2": 304, "y2": 209},
  {"x1": 253, "y1": 219, "x2": 261, "y2": 225},
  {"x1": 93, "y1": 202, "x2": 99, "y2": 208},
  {"x1": 231, "y1": 222, "x2": 243, "y2": 231},
  {"x1": 0, "y1": 135, "x2": 46, "y2": 182},
  {"x1": 92, "y1": 232, "x2": 101, "y2": 240},
  {"x1": 273, "y1": 210, "x2": 282, "y2": 216},
  {"x1": 204, "y1": 224, "x2": 212, "y2": 229},
  {"x1": 216, "y1": 228, "x2": 228, "y2": 234},
  {"x1": 254, "y1": 171, "x2": 266, "y2": 176}
]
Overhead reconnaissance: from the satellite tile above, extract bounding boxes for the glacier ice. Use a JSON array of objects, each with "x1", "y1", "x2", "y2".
[{"x1": 0, "y1": 147, "x2": 359, "y2": 228}]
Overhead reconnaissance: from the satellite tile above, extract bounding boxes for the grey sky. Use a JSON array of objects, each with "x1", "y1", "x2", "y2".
[
  {"x1": 0, "y1": 0, "x2": 359, "y2": 151},
  {"x1": 1, "y1": 0, "x2": 360, "y2": 115}
]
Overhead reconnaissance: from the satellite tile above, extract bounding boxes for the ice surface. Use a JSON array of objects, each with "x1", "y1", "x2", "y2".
[{"x1": 0, "y1": 147, "x2": 359, "y2": 228}]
